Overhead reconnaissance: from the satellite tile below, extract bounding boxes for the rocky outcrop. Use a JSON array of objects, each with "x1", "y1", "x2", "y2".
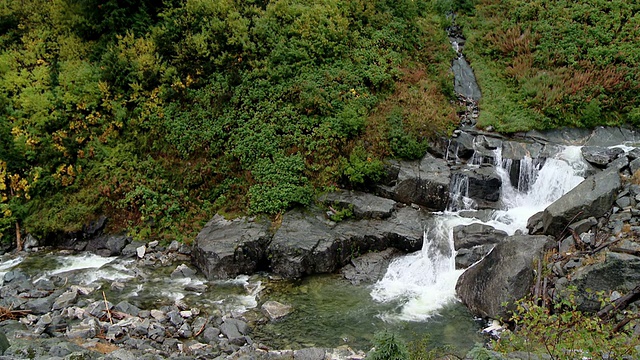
[
  {"x1": 191, "y1": 214, "x2": 272, "y2": 279},
  {"x1": 456, "y1": 235, "x2": 553, "y2": 319},
  {"x1": 452, "y1": 57, "x2": 482, "y2": 101},
  {"x1": 452, "y1": 166, "x2": 502, "y2": 203},
  {"x1": 377, "y1": 153, "x2": 451, "y2": 211},
  {"x1": 531, "y1": 168, "x2": 622, "y2": 237},
  {"x1": 192, "y1": 194, "x2": 430, "y2": 280}
]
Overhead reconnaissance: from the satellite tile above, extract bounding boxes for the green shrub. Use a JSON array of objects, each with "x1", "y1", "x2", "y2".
[{"x1": 369, "y1": 331, "x2": 409, "y2": 360}]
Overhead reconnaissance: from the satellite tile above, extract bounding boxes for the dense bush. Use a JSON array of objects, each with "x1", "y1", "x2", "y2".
[
  {"x1": 460, "y1": 0, "x2": 640, "y2": 132},
  {"x1": 0, "y1": 0, "x2": 458, "y2": 244}
]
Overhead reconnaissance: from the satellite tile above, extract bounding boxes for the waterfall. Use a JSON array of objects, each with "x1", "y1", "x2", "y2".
[{"x1": 371, "y1": 146, "x2": 587, "y2": 320}]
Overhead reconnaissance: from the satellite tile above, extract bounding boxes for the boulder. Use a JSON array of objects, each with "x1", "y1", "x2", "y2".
[
  {"x1": 502, "y1": 141, "x2": 543, "y2": 160},
  {"x1": 268, "y1": 208, "x2": 337, "y2": 279},
  {"x1": 341, "y1": 248, "x2": 403, "y2": 285},
  {"x1": 456, "y1": 235, "x2": 553, "y2": 319},
  {"x1": 459, "y1": 166, "x2": 502, "y2": 203},
  {"x1": 449, "y1": 131, "x2": 476, "y2": 159},
  {"x1": 584, "y1": 127, "x2": 640, "y2": 147},
  {"x1": 318, "y1": 191, "x2": 396, "y2": 220},
  {"x1": 261, "y1": 300, "x2": 293, "y2": 321},
  {"x1": 539, "y1": 168, "x2": 622, "y2": 237},
  {"x1": 455, "y1": 245, "x2": 494, "y2": 269},
  {"x1": 525, "y1": 128, "x2": 592, "y2": 146},
  {"x1": 380, "y1": 154, "x2": 450, "y2": 211},
  {"x1": 452, "y1": 223, "x2": 508, "y2": 250},
  {"x1": 452, "y1": 57, "x2": 482, "y2": 100},
  {"x1": 191, "y1": 214, "x2": 272, "y2": 280},
  {"x1": 581, "y1": 146, "x2": 624, "y2": 167}
]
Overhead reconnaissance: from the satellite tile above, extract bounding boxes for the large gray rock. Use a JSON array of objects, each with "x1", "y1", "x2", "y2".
[
  {"x1": 502, "y1": 141, "x2": 543, "y2": 160},
  {"x1": 453, "y1": 223, "x2": 508, "y2": 250},
  {"x1": 456, "y1": 235, "x2": 553, "y2": 319},
  {"x1": 381, "y1": 154, "x2": 450, "y2": 211},
  {"x1": 452, "y1": 166, "x2": 502, "y2": 203},
  {"x1": 581, "y1": 146, "x2": 624, "y2": 167},
  {"x1": 449, "y1": 131, "x2": 476, "y2": 159},
  {"x1": 268, "y1": 207, "x2": 429, "y2": 279},
  {"x1": 318, "y1": 191, "x2": 396, "y2": 220},
  {"x1": 0, "y1": 331, "x2": 8, "y2": 355},
  {"x1": 268, "y1": 208, "x2": 337, "y2": 278},
  {"x1": 538, "y1": 168, "x2": 622, "y2": 237},
  {"x1": 584, "y1": 127, "x2": 639, "y2": 147},
  {"x1": 452, "y1": 57, "x2": 481, "y2": 100},
  {"x1": 191, "y1": 214, "x2": 272, "y2": 280},
  {"x1": 341, "y1": 248, "x2": 403, "y2": 285}
]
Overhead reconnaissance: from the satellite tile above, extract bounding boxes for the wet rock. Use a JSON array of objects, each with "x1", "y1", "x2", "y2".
[
  {"x1": 452, "y1": 57, "x2": 481, "y2": 101},
  {"x1": 452, "y1": 166, "x2": 502, "y2": 204},
  {"x1": 455, "y1": 245, "x2": 494, "y2": 269},
  {"x1": 261, "y1": 301, "x2": 293, "y2": 322},
  {"x1": 341, "y1": 248, "x2": 403, "y2": 285},
  {"x1": 537, "y1": 168, "x2": 622, "y2": 237},
  {"x1": 23, "y1": 293, "x2": 58, "y2": 315},
  {"x1": 449, "y1": 131, "x2": 476, "y2": 159},
  {"x1": 318, "y1": 191, "x2": 396, "y2": 220},
  {"x1": 170, "y1": 264, "x2": 197, "y2": 279},
  {"x1": 581, "y1": 146, "x2": 624, "y2": 167},
  {"x1": 220, "y1": 320, "x2": 245, "y2": 344},
  {"x1": 453, "y1": 223, "x2": 508, "y2": 250},
  {"x1": 502, "y1": 141, "x2": 543, "y2": 160},
  {"x1": 456, "y1": 235, "x2": 554, "y2": 319},
  {"x1": 191, "y1": 214, "x2": 272, "y2": 280},
  {"x1": 380, "y1": 153, "x2": 451, "y2": 211}
]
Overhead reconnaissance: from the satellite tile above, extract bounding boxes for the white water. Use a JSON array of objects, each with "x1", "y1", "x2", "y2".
[{"x1": 371, "y1": 146, "x2": 588, "y2": 321}]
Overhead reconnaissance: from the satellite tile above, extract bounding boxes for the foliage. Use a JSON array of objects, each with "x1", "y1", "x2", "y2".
[
  {"x1": 0, "y1": 0, "x2": 457, "y2": 243},
  {"x1": 493, "y1": 293, "x2": 640, "y2": 359},
  {"x1": 369, "y1": 331, "x2": 410, "y2": 360},
  {"x1": 460, "y1": 0, "x2": 640, "y2": 132}
]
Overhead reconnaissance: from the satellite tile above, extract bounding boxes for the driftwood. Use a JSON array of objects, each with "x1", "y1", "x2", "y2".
[
  {"x1": 609, "y1": 247, "x2": 640, "y2": 257},
  {"x1": 597, "y1": 285, "x2": 640, "y2": 321}
]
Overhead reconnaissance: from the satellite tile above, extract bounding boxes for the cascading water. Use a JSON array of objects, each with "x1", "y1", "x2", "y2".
[{"x1": 371, "y1": 146, "x2": 588, "y2": 320}]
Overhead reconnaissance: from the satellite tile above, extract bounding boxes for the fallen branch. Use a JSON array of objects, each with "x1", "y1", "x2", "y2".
[
  {"x1": 597, "y1": 285, "x2": 640, "y2": 321},
  {"x1": 609, "y1": 247, "x2": 640, "y2": 257},
  {"x1": 103, "y1": 291, "x2": 113, "y2": 325}
]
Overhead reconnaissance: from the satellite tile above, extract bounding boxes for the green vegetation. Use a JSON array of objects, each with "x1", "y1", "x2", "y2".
[
  {"x1": 0, "y1": 0, "x2": 458, "y2": 245},
  {"x1": 494, "y1": 293, "x2": 640, "y2": 359},
  {"x1": 459, "y1": 0, "x2": 640, "y2": 132}
]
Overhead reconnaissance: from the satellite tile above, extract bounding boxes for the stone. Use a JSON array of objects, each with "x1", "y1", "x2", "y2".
[
  {"x1": 449, "y1": 131, "x2": 476, "y2": 159},
  {"x1": 191, "y1": 214, "x2": 272, "y2": 280},
  {"x1": 177, "y1": 323, "x2": 193, "y2": 338},
  {"x1": 452, "y1": 223, "x2": 508, "y2": 250},
  {"x1": 136, "y1": 245, "x2": 146, "y2": 258},
  {"x1": 581, "y1": 146, "x2": 624, "y2": 167},
  {"x1": 66, "y1": 317, "x2": 100, "y2": 338},
  {"x1": 294, "y1": 348, "x2": 328, "y2": 360},
  {"x1": 456, "y1": 235, "x2": 554, "y2": 319},
  {"x1": 170, "y1": 264, "x2": 197, "y2": 279},
  {"x1": 538, "y1": 168, "x2": 622, "y2": 237},
  {"x1": 382, "y1": 153, "x2": 451, "y2": 211},
  {"x1": 261, "y1": 301, "x2": 293, "y2": 321},
  {"x1": 455, "y1": 244, "x2": 494, "y2": 269},
  {"x1": 502, "y1": 141, "x2": 543, "y2": 160},
  {"x1": 451, "y1": 166, "x2": 502, "y2": 204},
  {"x1": 341, "y1": 248, "x2": 403, "y2": 285},
  {"x1": 201, "y1": 327, "x2": 221, "y2": 343},
  {"x1": 114, "y1": 301, "x2": 141, "y2": 317},
  {"x1": 23, "y1": 294, "x2": 57, "y2": 315},
  {"x1": 318, "y1": 191, "x2": 397, "y2": 220},
  {"x1": 52, "y1": 289, "x2": 78, "y2": 310},
  {"x1": 452, "y1": 56, "x2": 481, "y2": 100}
]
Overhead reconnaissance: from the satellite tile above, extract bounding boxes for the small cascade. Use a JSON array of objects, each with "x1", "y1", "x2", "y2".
[
  {"x1": 447, "y1": 172, "x2": 474, "y2": 212},
  {"x1": 372, "y1": 145, "x2": 588, "y2": 320}
]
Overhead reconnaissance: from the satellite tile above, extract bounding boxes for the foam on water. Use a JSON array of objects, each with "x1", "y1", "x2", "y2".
[
  {"x1": 372, "y1": 145, "x2": 588, "y2": 320},
  {"x1": 35, "y1": 253, "x2": 133, "y2": 285}
]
